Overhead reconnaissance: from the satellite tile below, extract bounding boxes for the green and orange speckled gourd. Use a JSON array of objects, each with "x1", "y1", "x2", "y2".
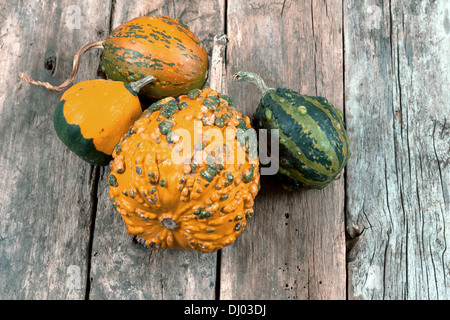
[
  {"x1": 53, "y1": 75, "x2": 155, "y2": 166},
  {"x1": 108, "y1": 88, "x2": 260, "y2": 252},
  {"x1": 100, "y1": 15, "x2": 208, "y2": 99},
  {"x1": 234, "y1": 71, "x2": 350, "y2": 190},
  {"x1": 19, "y1": 15, "x2": 208, "y2": 100}
]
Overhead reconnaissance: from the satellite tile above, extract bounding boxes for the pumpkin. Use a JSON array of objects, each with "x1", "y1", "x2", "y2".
[
  {"x1": 54, "y1": 75, "x2": 155, "y2": 166},
  {"x1": 19, "y1": 16, "x2": 208, "y2": 100},
  {"x1": 108, "y1": 88, "x2": 260, "y2": 252},
  {"x1": 233, "y1": 71, "x2": 350, "y2": 190}
]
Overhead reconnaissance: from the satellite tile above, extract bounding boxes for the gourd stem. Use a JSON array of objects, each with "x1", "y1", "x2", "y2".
[
  {"x1": 19, "y1": 40, "x2": 105, "y2": 92},
  {"x1": 128, "y1": 75, "x2": 156, "y2": 93},
  {"x1": 233, "y1": 71, "x2": 275, "y2": 96}
]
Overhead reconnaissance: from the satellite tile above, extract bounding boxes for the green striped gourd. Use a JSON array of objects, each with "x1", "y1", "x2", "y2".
[{"x1": 234, "y1": 71, "x2": 350, "y2": 190}]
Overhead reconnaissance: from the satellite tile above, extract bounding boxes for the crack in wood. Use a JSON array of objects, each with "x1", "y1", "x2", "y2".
[{"x1": 85, "y1": 165, "x2": 100, "y2": 299}]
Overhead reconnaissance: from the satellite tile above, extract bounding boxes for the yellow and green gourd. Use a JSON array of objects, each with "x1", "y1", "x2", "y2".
[
  {"x1": 53, "y1": 75, "x2": 155, "y2": 166},
  {"x1": 234, "y1": 71, "x2": 350, "y2": 190}
]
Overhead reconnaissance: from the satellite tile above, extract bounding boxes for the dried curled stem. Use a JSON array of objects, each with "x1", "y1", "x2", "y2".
[
  {"x1": 19, "y1": 40, "x2": 105, "y2": 92},
  {"x1": 233, "y1": 71, "x2": 275, "y2": 96}
]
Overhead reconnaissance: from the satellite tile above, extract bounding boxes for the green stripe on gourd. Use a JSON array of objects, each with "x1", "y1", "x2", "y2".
[
  {"x1": 234, "y1": 71, "x2": 350, "y2": 190},
  {"x1": 261, "y1": 93, "x2": 335, "y2": 168},
  {"x1": 53, "y1": 100, "x2": 111, "y2": 166},
  {"x1": 256, "y1": 102, "x2": 334, "y2": 187}
]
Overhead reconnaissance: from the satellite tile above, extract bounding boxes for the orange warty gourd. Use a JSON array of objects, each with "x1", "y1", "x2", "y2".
[{"x1": 108, "y1": 88, "x2": 260, "y2": 252}]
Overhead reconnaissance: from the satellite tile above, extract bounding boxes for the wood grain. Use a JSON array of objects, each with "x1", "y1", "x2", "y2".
[
  {"x1": 345, "y1": 0, "x2": 450, "y2": 299},
  {"x1": 0, "y1": 0, "x2": 111, "y2": 299},
  {"x1": 220, "y1": 0, "x2": 346, "y2": 300},
  {"x1": 88, "y1": 0, "x2": 226, "y2": 300}
]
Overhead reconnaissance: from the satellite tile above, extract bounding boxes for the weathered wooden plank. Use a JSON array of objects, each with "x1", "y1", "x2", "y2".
[
  {"x1": 0, "y1": 0, "x2": 112, "y2": 299},
  {"x1": 345, "y1": 0, "x2": 450, "y2": 299},
  {"x1": 220, "y1": 0, "x2": 346, "y2": 299},
  {"x1": 88, "y1": 0, "x2": 226, "y2": 300}
]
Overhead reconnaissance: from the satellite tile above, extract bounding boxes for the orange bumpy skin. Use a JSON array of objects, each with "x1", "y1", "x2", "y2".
[{"x1": 108, "y1": 88, "x2": 260, "y2": 252}]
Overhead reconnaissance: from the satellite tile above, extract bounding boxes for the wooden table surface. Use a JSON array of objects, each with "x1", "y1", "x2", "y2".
[{"x1": 1, "y1": 0, "x2": 448, "y2": 300}]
